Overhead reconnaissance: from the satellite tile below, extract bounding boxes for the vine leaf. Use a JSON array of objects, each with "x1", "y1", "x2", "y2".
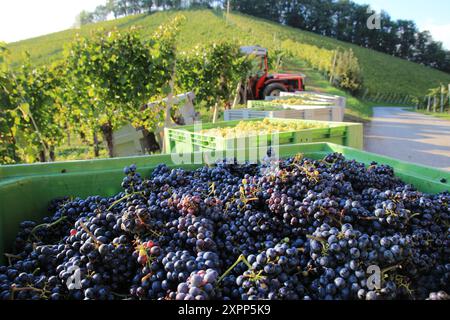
[{"x1": 18, "y1": 103, "x2": 31, "y2": 122}]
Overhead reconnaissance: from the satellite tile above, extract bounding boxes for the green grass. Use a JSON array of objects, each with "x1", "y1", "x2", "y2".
[
  {"x1": 414, "y1": 109, "x2": 450, "y2": 120},
  {"x1": 5, "y1": 9, "x2": 447, "y2": 161},
  {"x1": 49, "y1": 133, "x2": 109, "y2": 162},
  {"x1": 281, "y1": 59, "x2": 376, "y2": 121},
  {"x1": 226, "y1": 12, "x2": 450, "y2": 98},
  {"x1": 194, "y1": 58, "x2": 376, "y2": 122},
  {"x1": 55, "y1": 145, "x2": 109, "y2": 161},
  {"x1": 6, "y1": 9, "x2": 450, "y2": 98}
]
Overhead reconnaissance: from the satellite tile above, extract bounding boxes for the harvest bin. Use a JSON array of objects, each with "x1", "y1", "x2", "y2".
[
  {"x1": 164, "y1": 118, "x2": 363, "y2": 154},
  {"x1": 223, "y1": 106, "x2": 341, "y2": 122},
  {"x1": 251, "y1": 91, "x2": 347, "y2": 122},
  {"x1": 247, "y1": 101, "x2": 344, "y2": 122},
  {"x1": 1, "y1": 142, "x2": 449, "y2": 263}
]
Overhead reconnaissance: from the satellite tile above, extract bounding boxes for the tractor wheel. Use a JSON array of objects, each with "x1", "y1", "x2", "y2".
[{"x1": 262, "y1": 83, "x2": 286, "y2": 99}]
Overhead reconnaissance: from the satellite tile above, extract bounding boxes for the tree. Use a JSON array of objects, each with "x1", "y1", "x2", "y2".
[
  {"x1": 93, "y1": 5, "x2": 110, "y2": 22},
  {"x1": 63, "y1": 16, "x2": 183, "y2": 157},
  {"x1": 332, "y1": 48, "x2": 363, "y2": 93},
  {"x1": 140, "y1": 0, "x2": 154, "y2": 13},
  {"x1": 396, "y1": 20, "x2": 418, "y2": 59},
  {"x1": 283, "y1": 0, "x2": 306, "y2": 29},
  {"x1": 0, "y1": 50, "x2": 64, "y2": 163},
  {"x1": 0, "y1": 43, "x2": 20, "y2": 164},
  {"x1": 176, "y1": 42, "x2": 251, "y2": 110},
  {"x1": 229, "y1": 0, "x2": 450, "y2": 73},
  {"x1": 186, "y1": 0, "x2": 211, "y2": 9},
  {"x1": 127, "y1": 0, "x2": 143, "y2": 14},
  {"x1": 14, "y1": 62, "x2": 64, "y2": 162},
  {"x1": 74, "y1": 10, "x2": 94, "y2": 27},
  {"x1": 413, "y1": 31, "x2": 432, "y2": 64},
  {"x1": 117, "y1": 0, "x2": 129, "y2": 16},
  {"x1": 378, "y1": 12, "x2": 398, "y2": 55},
  {"x1": 106, "y1": 0, "x2": 120, "y2": 19},
  {"x1": 350, "y1": 3, "x2": 371, "y2": 47},
  {"x1": 424, "y1": 41, "x2": 448, "y2": 70}
]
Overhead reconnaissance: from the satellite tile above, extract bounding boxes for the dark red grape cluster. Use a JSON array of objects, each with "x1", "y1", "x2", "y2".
[{"x1": 0, "y1": 153, "x2": 448, "y2": 300}]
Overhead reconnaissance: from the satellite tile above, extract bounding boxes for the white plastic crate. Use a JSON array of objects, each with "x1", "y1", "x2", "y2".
[
  {"x1": 224, "y1": 105, "x2": 339, "y2": 121},
  {"x1": 111, "y1": 124, "x2": 146, "y2": 157},
  {"x1": 259, "y1": 91, "x2": 346, "y2": 121},
  {"x1": 277, "y1": 91, "x2": 346, "y2": 121}
]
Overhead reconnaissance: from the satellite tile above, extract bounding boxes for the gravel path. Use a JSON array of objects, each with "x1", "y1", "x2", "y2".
[{"x1": 364, "y1": 107, "x2": 450, "y2": 171}]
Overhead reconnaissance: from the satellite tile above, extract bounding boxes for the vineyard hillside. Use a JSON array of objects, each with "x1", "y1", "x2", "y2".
[{"x1": 7, "y1": 9, "x2": 450, "y2": 98}]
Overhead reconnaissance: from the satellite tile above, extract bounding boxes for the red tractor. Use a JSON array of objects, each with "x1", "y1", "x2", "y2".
[{"x1": 239, "y1": 46, "x2": 306, "y2": 103}]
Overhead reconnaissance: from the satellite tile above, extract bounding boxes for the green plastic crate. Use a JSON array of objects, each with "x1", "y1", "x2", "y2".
[
  {"x1": 164, "y1": 118, "x2": 363, "y2": 154},
  {"x1": 1, "y1": 142, "x2": 449, "y2": 263}
]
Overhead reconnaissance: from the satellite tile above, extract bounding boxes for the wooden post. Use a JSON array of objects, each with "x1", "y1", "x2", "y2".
[
  {"x1": 212, "y1": 103, "x2": 219, "y2": 124},
  {"x1": 231, "y1": 80, "x2": 242, "y2": 109},
  {"x1": 374, "y1": 92, "x2": 380, "y2": 102},
  {"x1": 448, "y1": 84, "x2": 450, "y2": 114},
  {"x1": 440, "y1": 85, "x2": 445, "y2": 113},
  {"x1": 329, "y1": 50, "x2": 337, "y2": 84},
  {"x1": 433, "y1": 96, "x2": 437, "y2": 112},
  {"x1": 162, "y1": 64, "x2": 177, "y2": 153},
  {"x1": 427, "y1": 96, "x2": 431, "y2": 112},
  {"x1": 67, "y1": 128, "x2": 71, "y2": 147},
  {"x1": 448, "y1": 83, "x2": 450, "y2": 113},
  {"x1": 362, "y1": 88, "x2": 369, "y2": 100},
  {"x1": 243, "y1": 81, "x2": 248, "y2": 105}
]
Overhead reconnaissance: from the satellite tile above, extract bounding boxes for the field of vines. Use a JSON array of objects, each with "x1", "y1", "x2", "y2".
[
  {"x1": 7, "y1": 9, "x2": 450, "y2": 98},
  {"x1": 0, "y1": 15, "x2": 253, "y2": 165},
  {"x1": 3, "y1": 9, "x2": 450, "y2": 165}
]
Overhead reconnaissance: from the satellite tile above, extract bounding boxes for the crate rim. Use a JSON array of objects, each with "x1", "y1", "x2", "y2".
[
  {"x1": 165, "y1": 117, "x2": 360, "y2": 133},
  {"x1": 1, "y1": 142, "x2": 448, "y2": 192}
]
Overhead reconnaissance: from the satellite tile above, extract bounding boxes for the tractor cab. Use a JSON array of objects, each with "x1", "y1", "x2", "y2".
[{"x1": 240, "y1": 46, "x2": 305, "y2": 102}]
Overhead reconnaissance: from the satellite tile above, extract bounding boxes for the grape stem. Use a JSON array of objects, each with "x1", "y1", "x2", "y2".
[
  {"x1": 357, "y1": 216, "x2": 378, "y2": 221},
  {"x1": 217, "y1": 254, "x2": 252, "y2": 284},
  {"x1": 29, "y1": 216, "x2": 68, "y2": 241},
  {"x1": 4, "y1": 253, "x2": 21, "y2": 266},
  {"x1": 107, "y1": 191, "x2": 145, "y2": 211},
  {"x1": 79, "y1": 220, "x2": 102, "y2": 246},
  {"x1": 111, "y1": 291, "x2": 132, "y2": 299},
  {"x1": 306, "y1": 234, "x2": 326, "y2": 244},
  {"x1": 381, "y1": 263, "x2": 402, "y2": 274},
  {"x1": 10, "y1": 286, "x2": 50, "y2": 300}
]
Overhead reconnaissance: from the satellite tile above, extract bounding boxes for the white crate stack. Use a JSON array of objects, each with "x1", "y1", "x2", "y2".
[
  {"x1": 277, "y1": 91, "x2": 346, "y2": 122},
  {"x1": 224, "y1": 92, "x2": 346, "y2": 122},
  {"x1": 224, "y1": 106, "x2": 337, "y2": 121}
]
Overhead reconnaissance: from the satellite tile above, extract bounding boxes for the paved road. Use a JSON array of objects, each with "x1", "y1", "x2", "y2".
[{"x1": 364, "y1": 107, "x2": 450, "y2": 171}]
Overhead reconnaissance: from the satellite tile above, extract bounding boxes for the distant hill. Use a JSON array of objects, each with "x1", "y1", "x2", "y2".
[{"x1": 7, "y1": 9, "x2": 450, "y2": 98}]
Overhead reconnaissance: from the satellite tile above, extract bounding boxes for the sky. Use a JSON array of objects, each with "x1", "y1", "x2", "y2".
[
  {"x1": 352, "y1": 0, "x2": 450, "y2": 49},
  {"x1": 0, "y1": 0, "x2": 105, "y2": 43},
  {"x1": 0, "y1": 0, "x2": 449, "y2": 49}
]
